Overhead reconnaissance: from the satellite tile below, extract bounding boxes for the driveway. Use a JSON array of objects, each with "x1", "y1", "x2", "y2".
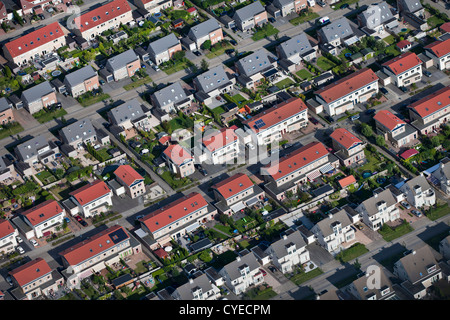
[{"x1": 12, "y1": 108, "x2": 40, "y2": 130}]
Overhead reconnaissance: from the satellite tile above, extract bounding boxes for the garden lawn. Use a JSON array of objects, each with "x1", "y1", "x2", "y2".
[
  {"x1": 33, "y1": 108, "x2": 67, "y2": 123},
  {"x1": 383, "y1": 35, "x2": 396, "y2": 45},
  {"x1": 162, "y1": 61, "x2": 192, "y2": 75},
  {"x1": 0, "y1": 122, "x2": 24, "y2": 140},
  {"x1": 274, "y1": 78, "x2": 295, "y2": 89},
  {"x1": 335, "y1": 243, "x2": 369, "y2": 263},
  {"x1": 378, "y1": 220, "x2": 414, "y2": 242},
  {"x1": 160, "y1": 170, "x2": 191, "y2": 189},
  {"x1": 289, "y1": 11, "x2": 320, "y2": 25},
  {"x1": 289, "y1": 267, "x2": 323, "y2": 285},
  {"x1": 206, "y1": 43, "x2": 234, "y2": 59},
  {"x1": 78, "y1": 93, "x2": 110, "y2": 107},
  {"x1": 251, "y1": 24, "x2": 279, "y2": 41},
  {"x1": 427, "y1": 16, "x2": 446, "y2": 28},
  {"x1": 123, "y1": 76, "x2": 152, "y2": 90},
  {"x1": 426, "y1": 203, "x2": 450, "y2": 221},
  {"x1": 244, "y1": 287, "x2": 277, "y2": 300},
  {"x1": 35, "y1": 170, "x2": 57, "y2": 185},
  {"x1": 296, "y1": 69, "x2": 313, "y2": 80},
  {"x1": 316, "y1": 56, "x2": 337, "y2": 71},
  {"x1": 211, "y1": 106, "x2": 226, "y2": 117},
  {"x1": 331, "y1": 0, "x2": 360, "y2": 9}
]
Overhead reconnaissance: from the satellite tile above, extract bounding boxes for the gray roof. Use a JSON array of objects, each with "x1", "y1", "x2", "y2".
[
  {"x1": 267, "y1": 231, "x2": 307, "y2": 259},
  {"x1": 64, "y1": 65, "x2": 97, "y2": 88},
  {"x1": 278, "y1": 33, "x2": 314, "y2": 60},
  {"x1": 187, "y1": 18, "x2": 221, "y2": 41},
  {"x1": 21, "y1": 81, "x2": 54, "y2": 104},
  {"x1": 319, "y1": 17, "x2": 354, "y2": 43},
  {"x1": 401, "y1": 0, "x2": 423, "y2": 13},
  {"x1": 0, "y1": 97, "x2": 12, "y2": 113},
  {"x1": 109, "y1": 98, "x2": 146, "y2": 125},
  {"x1": 396, "y1": 245, "x2": 440, "y2": 284},
  {"x1": 106, "y1": 49, "x2": 139, "y2": 72},
  {"x1": 147, "y1": 33, "x2": 180, "y2": 56},
  {"x1": 235, "y1": 49, "x2": 272, "y2": 77},
  {"x1": 273, "y1": 0, "x2": 294, "y2": 8},
  {"x1": 193, "y1": 65, "x2": 232, "y2": 94},
  {"x1": 360, "y1": 2, "x2": 395, "y2": 29},
  {"x1": 350, "y1": 264, "x2": 395, "y2": 300},
  {"x1": 15, "y1": 136, "x2": 50, "y2": 161},
  {"x1": 314, "y1": 209, "x2": 352, "y2": 238},
  {"x1": 59, "y1": 118, "x2": 96, "y2": 144},
  {"x1": 403, "y1": 174, "x2": 432, "y2": 196},
  {"x1": 174, "y1": 274, "x2": 214, "y2": 300},
  {"x1": 151, "y1": 82, "x2": 190, "y2": 109},
  {"x1": 221, "y1": 251, "x2": 260, "y2": 281},
  {"x1": 233, "y1": 1, "x2": 265, "y2": 22},
  {"x1": 360, "y1": 188, "x2": 397, "y2": 216}
]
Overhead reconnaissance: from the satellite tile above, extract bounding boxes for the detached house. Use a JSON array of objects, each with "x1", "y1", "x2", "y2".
[
  {"x1": 265, "y1": 231, "x2": 310, "y2": 273},
  {"x1": 150, "y1": 82, "x2": 193, "y2": 114},
  {"x1": 211, "y1": 173, "x2": 265, "y2": 215},
  {"x1": 408, "y1": 86, "x2": 450, "y2": 135},
  {"x1": 276, "y1": 32, "x2": 318, "y2": 65},
  {"x1": 198, "y1": 126, "x2": 239, "y2": 165},
  {"x1": 14, "y1": 136, "x2": 59, "y2": 166},
  {"x1": 63, "y1": 65, "x2": 99, "y2": 98},
  {"x1": 21, "y1": 81, "x2": 57, "y2": 114},
  {"x1": 242, "y1": 97, "x2": 308, "y2": 145},
  {"x1": 163, "y1": 144, "x2": 194, "y2": 178},
  {"x1": 59, "y1": 225, "x2": 141, "y2": 289},
  {"x1": 3, "y1": 22, "x2": 66, "y2": 66},
  {"x1": 0, "y1": 97, "x2": 14, "y2": 125},
  {"x1": 235, "y1": 49, "x2": 277, "y2": 89},
  {"x1": 172, "y1": 274, "x2": 221, "y2": 300},
  {"x1": 219, "y1": 251, "x2": 264, "y2": 295},
  {"x1": 394, "y1": 245, "x2": 442, "y2": 299},
  {"x1": 232, "y1": 1, "x2": 268, "y2": 31},
  {"x1": 272, "y1": 0, "x2": 307, "y2": 17},
  {"x1": 8, "y1": 258, "x2": 64, "y2": 300},
  {"x1": 138, "y1": 192, "x2": 217, "y2": 248},
  {"x1": 192, "y1": 65, "x2": 234, "y2": 105},
  {"x1": 381, "y1": 52, "x2": 422, "y2": 88},
  {"x1": 114, "y1": 165, "x2": 146, "y2": 199},
  {"x1": 330, "y1": 128, "x2": 365, "y2": 166},
  {"x1": 317, "y1": 17, "x2": 359, "y2": 54},
  {"x1": 104, "y1": 49, "x2": 141, "y2": 82},
  {"x1": 314, "y1": 68, "x2": 379, "y2": 117},
  {"x1": 69, "y1": 180, "x2": 113, "y2": 218},
  {"x1": 134, "y1": 0, "x2": 173, "y2": 15},
  {"x1": 424, "y1": 38, "x2": 450, "y2": 71},
  {"x1": 147, "y1": 33, "x2": 182, "y2": 65},
  {"x1": 439, "y1": 235, "x2": 450, "y2": 260},
  {"x1": 21, "y1": 199, "x2": 66, "y2": 239},
  {"x1": 399, "y1": 174, "x2": 436, "y2": 208},
  {"x1": 0, "y1": 219, "x2": 19, "y2": 255},
  {"x1": 187, "y1": 18, "x2": 223, "y2": 50},
  {"x1": 374, "y1": 110, "x2": 418, "y2": 148},
  {"x1": 262, "y1": 141, "x2": 339, "y2": 201},
  {"x1": 431, "y1": 157, "x2": 450, "y2": 195},
  {"x1": 59, "y1": 118, "x2": 103, "y2": 150},
  {"x1": 311, "y1": 208, "x2": 355, "y2": 253},
  {"x1": 357, "y1": 1, "x2": 399, "y2": 38},
  {"x1": 356, "y1": 188, "x2": 399, "y2": 231},
  {"x1": 71, "y1": 0, "x2": 133, "y2": 41}
]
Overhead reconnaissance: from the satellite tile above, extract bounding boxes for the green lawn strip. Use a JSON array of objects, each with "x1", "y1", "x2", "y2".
[
  {"x1": 251, "y1": 24, "x2": 279, "y2": 41},
  {"x1": 425, "y1": 203, "x2": 450, "y2": 221},
  {"x1": 274, "y1": 78, "x2": 295, "y2": 89},
  {"x1": 289, "y1": 267, "x2": 324, "y2": 285},
  {"x1": 78, "y1": 93, "x2": 111, "y2": 107},
  {"x1": 211, "y1": 106, "x2": 226, "y2": 117},
  {"x1": 162, "y1": 61, "x2": 191, "y2": 75},
  {"x1": 335, "y1": 243, "x2": 369, "y2": 263},
  {"x1": 35, "y1": 170, "x2": 57, "y2": 184},
  {"x1": 330, "y1": 0, "x2": 360, "y2": 10},
  {"x1": 378, "y1": 220, "x2": 414, "y2": 242},
  {"x1": 205, "y1": 43, "x2": 234, "y2": 59},
  {"x1": 33, "y1": 108, "x2": 68, "y2": 123},
  {"x1": 316, "y1": 56, "x2": 337, "y2": 71},
  {"x1": 0, "y1": 122, "x2": 24, "y2": 140},
  {"x1": 289, "y1": 11, "x2": 320, "y2": 25},
  {"x1": 243, "y1": 286, "x2": 277, "y2": 300},
  {"x1": 160, "y1": 170, "x2": 191, "y2": 189},
  {"x1": 123, "y1": 76, "x2": 152, "y2": 90},
  {"x1": 296, "y1": 69, "x2": 313, "y2": 80}
]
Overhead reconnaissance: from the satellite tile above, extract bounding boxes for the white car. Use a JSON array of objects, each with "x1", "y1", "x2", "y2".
[
  {"x1": 16, "y1": 236, "x2": 23, "y2": 243},
  {"x1": 17, "y1": 246, "x2": 25, "y2": 254},
  {"x1": 6, "y1": 276, "x2": 13, "y2": 286},
  {"x1": 30, "y1": 239, "x2": 38, "y2": 247},
  {"x1": 401, "y1": 201, "x2": 411, "y2": 210}
]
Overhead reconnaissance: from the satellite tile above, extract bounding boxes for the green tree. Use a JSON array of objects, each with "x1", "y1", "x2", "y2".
[
  {"x1": 200, "y1": 59, "x2": 209, "y2": 71},
  {"x1": 375, "y1": 135, "x2": 386, "y2": 147},
  {"x1": 201, "y1": 40, "x2": 211, "y2": 50},
  {"x1": 3, "y1": 65, "x2": 11, "y2": 78},
  {"x1": 360, "y1": 123, "x2": 374, "y2": 138},
  {"x1": 13, "y1": 11, "x2": 24, "y2": 26}
]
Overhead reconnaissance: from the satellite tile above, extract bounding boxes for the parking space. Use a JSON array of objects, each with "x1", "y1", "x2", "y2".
[
  {"x1": 397, "y1": 202, "x2": 423, "y2": 224},
  {"x1": 350, "y1": 226, "x2": 374, "y2": 246}
]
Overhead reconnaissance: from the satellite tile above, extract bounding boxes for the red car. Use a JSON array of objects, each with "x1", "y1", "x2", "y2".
[
  {"x1": 259, "y1": 268, "x2": 267, "y2": 276},
  {"x1": 75, "y1": 215, "x2": 82, "y2": 222}
]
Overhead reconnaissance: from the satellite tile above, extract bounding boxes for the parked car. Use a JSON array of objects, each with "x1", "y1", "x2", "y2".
[
  {"x1": 400, "y1": 86, "x2": 408, "y2": 93},
  {"x1": 380, "y1": 87, "x2": 388, "y2": 95},
  {"x1": 64, "y1": 217, "x2": 71, "y2": 224},
  {"x1": 340, "y1": 3, "x2": 349, "y2": 9},
  {"x1": 30, "y1": 239, "x2": 38, "y2": 247},
  {"x1": 351, "y1": 114, "x2": 360, "y2": 121},
  {"x1": 225, "y1": 49, "x2": 235, "y2": 55},
  {"x1": 38, "y1": 14, "x2": 45, "y2": 20},
  {"x1": 198, "y1": 166, "x2": 208, "y2": 176},
  {"x1": 6, "y1": 276, "x2": 13, "y2": 286},
  {"x1": 268, "y1": 266, "x2": 277, "y2": 272},
  {"x1": 136, "y1": 215, "x2": 144, "y2": 221},
  {"x1": 366, "y1": 109, "x2": 376, "y2": 115},
  {"x1": 16, "y1": 236, "x2": 23, "y2": 243},
  {"x1": 309, "y1": 117, "x2": 319, "y2": 125},
  {"x1": 401, "y1": 201, "x2": 411, "y2": 209},
  {"x1": 259, "y1": 268, "x2": 267, "y2": 276},
  {"x1": 229, "y1": 39, "x2": 237, "y2": 46},
  {"x1": 193, "y1": 51, "x2": 202, "y2": 57},
  {"x1": 325, "y1": 115, "x2": 335, "y2": 123},
  {"x1": 152, "y1": 65, "x2": 160, "y2": 71},
  {"x1": 17, "y1": 246, "x2": 25, "y2": 254},
  {"x1": 317, "y1": 1, "x2": 326, "y2": 7},
  {"x1": 423, "y1": 70, "x2": 432, "y2": 78},
  {"x1": 411, "y1": 210, "x2": 422, "y2": 217},
  {"x1": 268, "y1": 17, "x2": 276, "y2": 23},
  {"x1": 356, "y1": 224, "x2": 364, "y2": 230}
]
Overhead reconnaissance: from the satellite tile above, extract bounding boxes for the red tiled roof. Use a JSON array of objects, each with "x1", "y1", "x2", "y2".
[
  {"x1": 187, "y1": 7, "x2": 197, "y2": 12},
  {"x1": 315, "y1": 68, "x2": 379, "y2": 103},
  {"x1": 338, "y1": 175, "x2": 356, "y2": 188},
  {"x1": 153, "y1": 247, "x2": 169, "y2": 259},
  {"x1": 243, "y1": 97, "x2": 307, "y2": 133},
  {"x1": 396, "y1": 40, "x2": 411, "y2": 49},
  {"x1": 140, "y1": 192, "x2": 208, "y2": 233},
  {"x1": 400, "y1": 149, "x2": 419, "y2": 160},
  {"x1": 4, "y1": 22, "x2": 64, "y2": 58},
  {"x1": 202, "y1": 125, "x2": 238, "y2": 152},
  {"x1": 9, "y1": 258, "x2": 52, "y2": 287},
  {"x1": 74, "y1": 0, "x2": 131, "y2": 32},
  {"x1": 114, "y1": 165, "x2": 143, "y2": 187},
  {"x1": 212, "y1": 173, "x2": 254, "y2": 200},
  {"x1": 425, "y1": 38, "x2": 450, "y2": 58},
  {"x1": 263, "y1": 141, "x2": 329, "y2": 181},
  {"x1": 59, "y1": 225, "x2": 128, "y2": 266},
  {"x1": 0, "y1": 219, "x2": 15, "y2": 239},
  {"x1": 158, "y1": 135, "x2": 171, "y2": 145},
  {"x1": 21, "y1": 199, "x2": 64, "y2": 226},
  {"x1": 69, "y1": 180, "x2": 111, "y2": 206},
  {"x1": 408, "y1": 86, "x2": 450, "y2": 118},
  {"x1": 440, "y1": 22, "x2": 450, "y2": 34},
  {"x1": 373, "y1": 110, "x2": 405, "y2": 131},
  {"x1": 163, "y1": 144, "x2": 192, "y2": 166},
  {"x1": 382, "y1": 52, "x2": 422, "y2": 75},
  {"x1": 330, "y1": 128, "x2": 362, "y2": 150}
]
